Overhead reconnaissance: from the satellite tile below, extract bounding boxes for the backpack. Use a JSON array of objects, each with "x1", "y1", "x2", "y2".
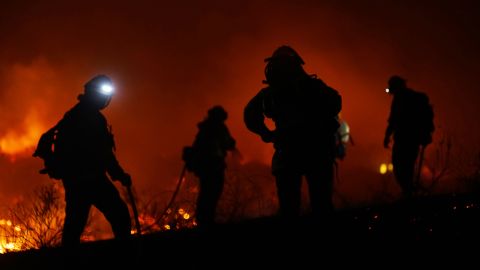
[
  {"x1": 32, "y1": 123, "x2": 64, "y2": 180},
  {"x1": 414, "y1": 92, "x2": 435, "y2": 145}
]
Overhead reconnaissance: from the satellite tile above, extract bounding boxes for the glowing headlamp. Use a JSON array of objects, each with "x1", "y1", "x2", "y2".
[
  {"x1": 385, "y1": 88, "x2": 390, "y2": 93},
  {"x1": 99, "y1": 84, "x2": 114, "y2": 95}
]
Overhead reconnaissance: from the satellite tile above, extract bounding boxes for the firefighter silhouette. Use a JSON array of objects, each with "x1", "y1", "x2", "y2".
[
  {"x1": 244, "y1": 46, "x2": 342, "y2": 218},
  {"x1": 45, "y1": 75, "x2": 132, "y2": 246},
  {"x1": 384, "y1": 75, "x2": 434, "y2": 197},
  {"x1": 184, "y1": 106, "x2": 236, "y2": 227}
]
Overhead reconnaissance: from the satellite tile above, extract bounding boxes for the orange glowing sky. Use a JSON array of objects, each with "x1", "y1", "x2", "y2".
[{"x1": 1, "y1": 0, "x2": 479, "y2": 206}]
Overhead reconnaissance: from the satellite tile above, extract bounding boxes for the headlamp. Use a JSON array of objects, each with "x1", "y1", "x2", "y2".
[{"x1": 99, "y1": 84, "x2": 114, "y2": 95}]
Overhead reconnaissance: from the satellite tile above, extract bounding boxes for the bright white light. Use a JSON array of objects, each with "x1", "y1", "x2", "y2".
[
  {"x1": 385, "y1": 88, "x2": 390, "y2": 93},
  {"x1": 100, "y1": 84, "x2": 114, "y2": 95}
]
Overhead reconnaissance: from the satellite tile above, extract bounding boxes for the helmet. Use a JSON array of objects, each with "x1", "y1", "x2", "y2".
[
  {"x1": 264, "y1": 45, "x2": 305, "y2": 65},
  {"x1": 207, "y1": 105, "x2": 228, "y2": 122},
  {"x1": 84, "y1": 74, "x2": 115, "y2": 96},
  {"x1": 388, "y1": 75, "x2": 407, "y2": 89},
  {"x1": 82, "y1": 74, "x2": 115, "y2": 109},
  {"x1": 386, "y1": 75, "x2": 407, "y2": 94},
  {"x1": 264, "y1": 46, "x2": 307, "y2": 85}
]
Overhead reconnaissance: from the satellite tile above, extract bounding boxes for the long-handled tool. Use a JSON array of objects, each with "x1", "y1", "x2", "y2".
[
  {"x1": 160, "y1": 165, "x2": 187, "y2": 219},
  {"x1": 127, "y1": 185, "x2": 142, "y2": 235}
]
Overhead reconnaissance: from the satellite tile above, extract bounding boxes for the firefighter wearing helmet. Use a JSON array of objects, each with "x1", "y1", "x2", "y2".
[
  {"x1": 53, "y1": 74, "x2": 132, "y2": 246},
  {"x1": 384, "y1": 75, "x2": 435, "y2": 197},
  {"x1": 244, "y1": 46, "x2": 342, "y2": 218},
  {"x1": 183, "y1": 105, "x2": 237, "y2": 228}
]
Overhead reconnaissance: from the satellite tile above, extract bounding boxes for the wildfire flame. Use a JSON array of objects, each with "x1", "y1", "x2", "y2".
[
  {"x1": 0, "y1": 111, "x2": 44, "y2": 157},
  {"x1": 0, "y1": 219, "x2": 23, "y2": 254}
]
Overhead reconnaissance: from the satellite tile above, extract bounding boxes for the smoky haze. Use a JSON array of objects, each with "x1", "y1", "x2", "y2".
[{"x1": 0, "y1": 0, "x2": 479, "y2": 207}]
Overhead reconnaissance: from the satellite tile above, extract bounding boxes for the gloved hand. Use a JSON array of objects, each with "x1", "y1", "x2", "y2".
[
  {"x1": 261, "y1": 130, "x2": 275, "y2": 143},
  {"x1": 117, "y1": 173, "x2": 132, "y2": 187}
]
